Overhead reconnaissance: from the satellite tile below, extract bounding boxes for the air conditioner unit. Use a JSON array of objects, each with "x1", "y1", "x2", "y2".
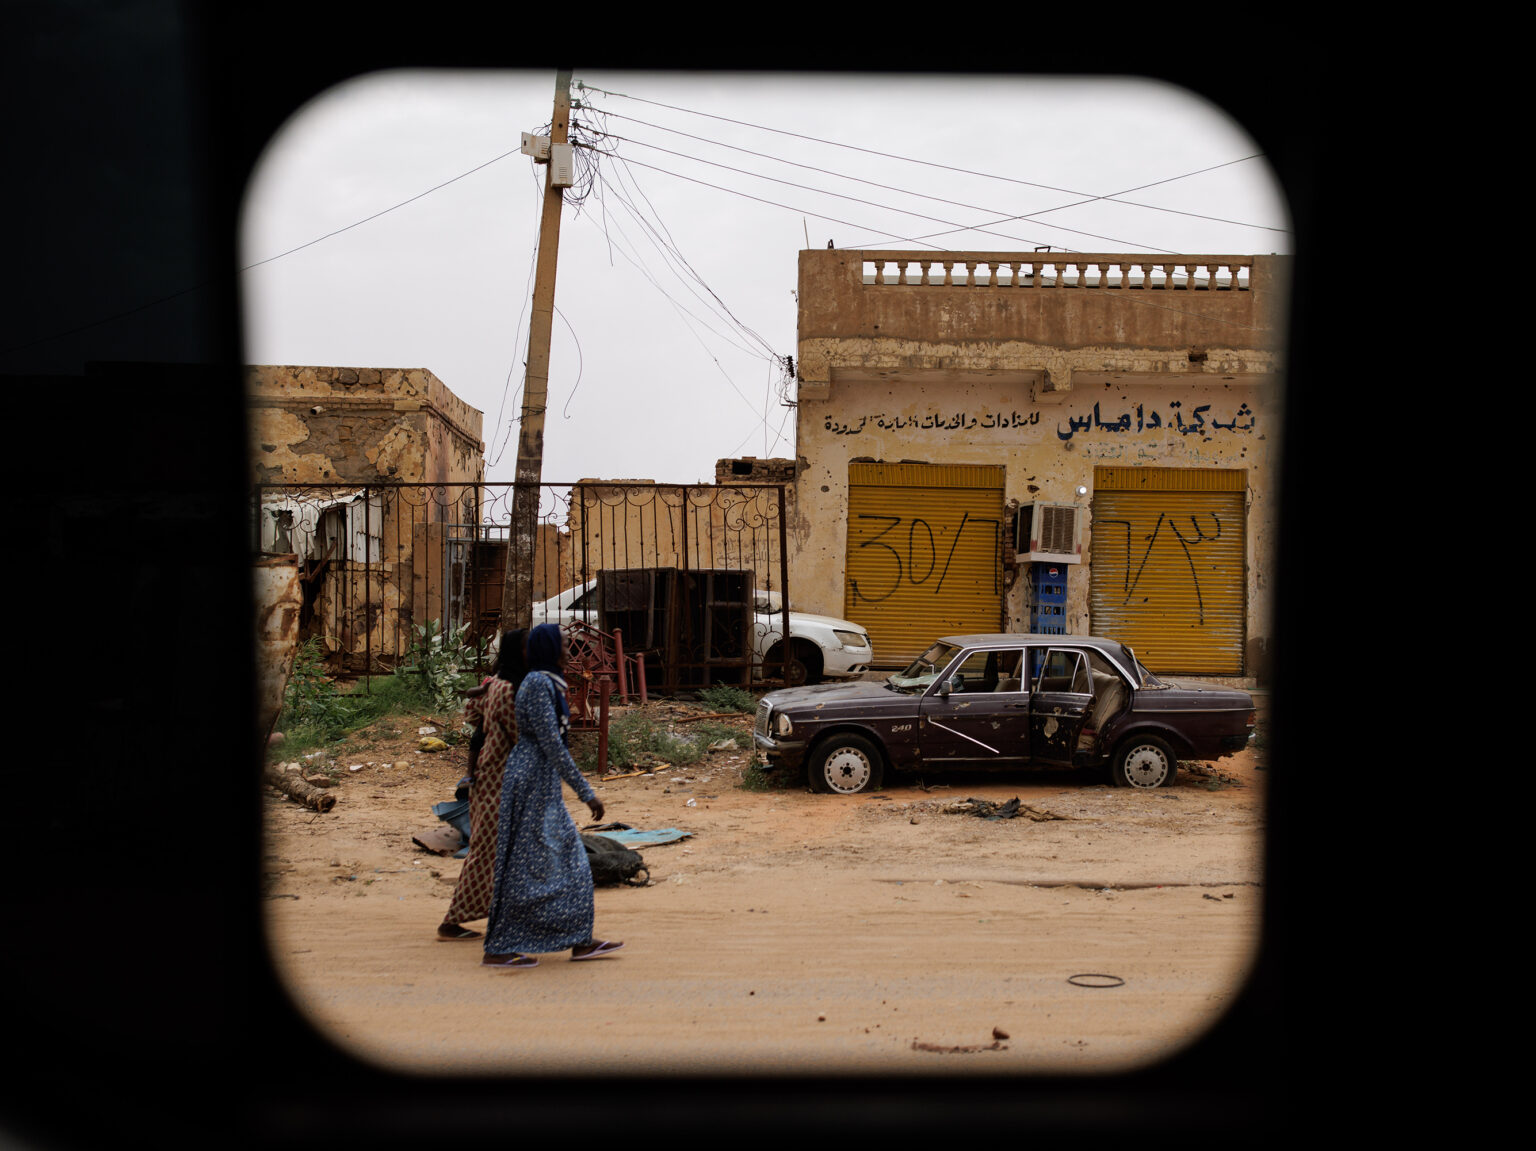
[{"x1": 1014, "y1": 502, "x2": 1082, "y2": 564}]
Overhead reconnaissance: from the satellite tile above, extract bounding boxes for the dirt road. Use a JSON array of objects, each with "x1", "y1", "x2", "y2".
[{"x1": 262, "y1": 702, "x2": 1265, "y2": 1076}]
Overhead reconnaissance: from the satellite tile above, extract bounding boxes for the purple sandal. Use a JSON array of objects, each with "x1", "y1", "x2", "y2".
[
  {"x1": 571, "y1": 940, "x2": 624, "y2": 961},
  {"x1": 482, "y1": 953, "x2": 539, "y2": 969}
]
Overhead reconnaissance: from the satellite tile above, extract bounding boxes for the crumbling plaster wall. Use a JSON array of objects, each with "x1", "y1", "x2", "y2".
[{"x1": 247, "y1": 365, "x2": 484, "y2": 487}]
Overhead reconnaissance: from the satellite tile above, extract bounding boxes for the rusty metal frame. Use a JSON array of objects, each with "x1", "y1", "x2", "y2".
[{"x1": 252, "y1": 480, "x2": 792, "y2": 688}]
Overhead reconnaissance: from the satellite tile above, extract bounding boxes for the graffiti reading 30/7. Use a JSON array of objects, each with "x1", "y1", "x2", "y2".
[
  {"x1": 851, "y1": 512, "x2": 1000, "y2": 604},
  {"x1": 1100, "y1": 511, "x2": 1224, "y2": 624},
  {"x1": 823, "y1": 401, "x2": 1254, "y2": 441}
]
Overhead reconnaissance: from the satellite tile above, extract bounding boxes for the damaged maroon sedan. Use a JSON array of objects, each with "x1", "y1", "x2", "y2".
[{"x1": 753, "y1": 633, "x2": 1255, "y2": 794}]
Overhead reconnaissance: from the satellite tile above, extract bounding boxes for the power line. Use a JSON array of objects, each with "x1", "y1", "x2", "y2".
[
  {"x1": 583, "y1": 128, "x2": 1174, "y2": 255},
  {"x1": 575, "y1": 82, "x2": 1287, "y2": 235},
  {"x1": 585, "y1": 161, "x2": 783, "y2": 438},
  {"x1": 589, "y1": 105, "x2": 1289, "y2": 237},
  {"x1": 593, "y1": 156, "x2": 778, "y2": 360},
  {"x1": 4, "y1": 144, "x2": 528, "y2": 359}
]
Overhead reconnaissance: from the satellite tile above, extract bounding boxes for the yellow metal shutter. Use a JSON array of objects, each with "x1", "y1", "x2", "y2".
[
  {"x1": 1089, "y1": 467, "x2": 1246, "y2": 676},
  {"x1": 845, "y1": 463, "x2": 1005, "y2": 666}
]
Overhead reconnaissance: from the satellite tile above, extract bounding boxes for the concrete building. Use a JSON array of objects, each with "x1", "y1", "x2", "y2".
[
  {"x1": 790, "y1": 250, "x2": 1288, "y2": 681},
  {"x1": 247, "y1": 365, "x2": 487, "y2": 666}
]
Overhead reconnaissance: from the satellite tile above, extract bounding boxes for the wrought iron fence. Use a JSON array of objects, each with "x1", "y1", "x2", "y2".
[{"x1": 252, "y1": 481, "x2": 791, "y2": 688}]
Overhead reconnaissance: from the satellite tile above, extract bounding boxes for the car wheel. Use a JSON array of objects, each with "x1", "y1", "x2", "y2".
[
  {"x1": 771, "y1": 640, "x2": 824, "y2": 687},
  {"x1": 808, "y1": 733, "x2": 883, "y2": 795},
  {"x1": 1111, "y1": 735, "x2": 1176, "y2": 789}
]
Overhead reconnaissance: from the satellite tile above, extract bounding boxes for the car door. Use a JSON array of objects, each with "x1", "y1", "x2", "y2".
[
  {"x1": 919, "y1": 647, "x2": 1030, "y2": 764},
  {"x1": 1028, "y1": 647, "x2": 1096, "y2": 766}
]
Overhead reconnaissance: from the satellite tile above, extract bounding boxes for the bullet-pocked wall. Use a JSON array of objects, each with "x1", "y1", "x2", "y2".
[
  {"x1": 247, "y1": 364, "x2": 487, "y2": 665},
  {"x1": 792, "y1": 250, "x2": 1287, "y2": 682},
  {"x1": 247, "y1": 365, "x2": 485, "y2": 487}
]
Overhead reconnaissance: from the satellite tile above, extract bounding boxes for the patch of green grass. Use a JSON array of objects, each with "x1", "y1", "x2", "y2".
[
  {"x1": 271, "y1": 652, "x2": 445, "y2": 759},
  {"x1": 740, "y1": 754, "x2": 801, "y2": 792},
  {"x1": 696, "y1": 683, "x2": 758, "y2": 713},
  {"x1": 578, "y1": 712, "x2": 704, "y2": 771},
  {"x1": 739, "y1": 755, "x2": 775, "y2": 792},
  {"x1": 577, "y1": 712, "x2": 756, "y2": 772},
  {"x1": 688, "y1": 721, "x2": 752, "y2": 750}
]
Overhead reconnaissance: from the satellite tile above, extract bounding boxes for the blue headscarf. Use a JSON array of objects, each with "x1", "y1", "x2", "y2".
[
  {"x1": 526, "y1": 623, "x2": 564, "y2": 675},
  {"x1": 525, "y1": 623, "x2": 571, "y2": 735}
]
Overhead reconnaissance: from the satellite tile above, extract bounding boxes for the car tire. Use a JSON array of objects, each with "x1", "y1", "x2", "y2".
[
  {"x1": 771, "y1": 640, "x2": 824, "y2": 687},
  {"x1": 808, "y1": 733, "x2": 883, "y2": 795},
  {"x1": 1111, "y1": 734, "x2": 1176, "y2": 789}
]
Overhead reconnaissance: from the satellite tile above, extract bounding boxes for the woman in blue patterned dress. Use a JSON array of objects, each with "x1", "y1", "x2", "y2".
[{"x1": 482, "y1": 623, "x2": 623, "y2": 969}]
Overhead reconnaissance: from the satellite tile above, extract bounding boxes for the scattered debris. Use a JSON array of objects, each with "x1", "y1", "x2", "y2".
[
  {"x1": 1182, "y1": 762, "x2": 1244, "y2": 787},
  {"x1": 412, "y1": 826, "x2": 465, "y2": 857},
  {"x1": 418, "y1": 737, "x2": 449, "y2": 752},
  {"x1": 992, "y1": 1026, "x2": 1010, "y2": 1040},
  {"x1": 263, "y1": 764, "x2": 336, "y2": 813},
  {"x1": 942, "y1": 797, "x2": 1069, "y2": 822}
]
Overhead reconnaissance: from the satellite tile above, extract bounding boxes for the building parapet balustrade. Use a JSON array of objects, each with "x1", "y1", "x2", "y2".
[{"x1": 857, "y1": 252, "x2": 1252, "y2": 291}]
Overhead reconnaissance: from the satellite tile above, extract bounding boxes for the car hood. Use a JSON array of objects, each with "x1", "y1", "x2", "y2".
[
  {"x1": 760, "y1": 680, "x2": 897, "y2": 709},
  {"x1": 766, "y1": 609, "x2": 866, "y2": 633}
]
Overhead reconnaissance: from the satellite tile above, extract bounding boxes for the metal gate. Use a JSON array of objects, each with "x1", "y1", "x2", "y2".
[
  {"x1": 844, "y1": 463, "x2": 1006, "y2": 666},
  {"x1": 252, "y1": 481, "x2": 790, "y2": 682},
  {"x1": 1088, "y1": 466, "x2": 1246, "y2": 675}
]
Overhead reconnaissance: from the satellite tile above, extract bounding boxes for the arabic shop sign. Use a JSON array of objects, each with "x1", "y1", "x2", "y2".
[{"x1": 822, "y1": 400, "x2": 1255, "y2": 442}]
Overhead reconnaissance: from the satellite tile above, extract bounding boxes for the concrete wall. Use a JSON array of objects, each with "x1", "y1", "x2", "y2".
[
  {"x1": 792, "y1": 251, "x2": 1288, "y2": 680},
  {"x1": 247, "y1": 365, "x2": 484, "y2": 486}
]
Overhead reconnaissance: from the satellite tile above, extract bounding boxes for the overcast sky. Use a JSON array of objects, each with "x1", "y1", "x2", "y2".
[{"x1": 239, "y1": 70, "x2": 1292, "y2": 489}]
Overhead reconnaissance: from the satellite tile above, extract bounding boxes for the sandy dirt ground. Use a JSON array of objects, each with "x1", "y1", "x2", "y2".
[{"x1": 262, "y1": 696, "x2": 1266, "y2": 1078}]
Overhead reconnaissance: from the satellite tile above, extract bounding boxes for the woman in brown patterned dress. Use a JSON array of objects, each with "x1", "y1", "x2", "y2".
[{"x1": 436, "y1": 629, "x2": 528, "y2": 941}]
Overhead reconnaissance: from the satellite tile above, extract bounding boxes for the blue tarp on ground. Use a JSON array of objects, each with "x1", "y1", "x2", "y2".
[
  {"x1": 430, "y1": 801, "x2": 689, "y2": 856},
  {"x1": 591, "y1": 828, "x2": 693, "y2": 848}
]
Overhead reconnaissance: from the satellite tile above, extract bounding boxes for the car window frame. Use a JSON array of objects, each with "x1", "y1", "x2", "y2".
[{"x1": 932, "y1": 646, "x2": 1030, "y2": 696}]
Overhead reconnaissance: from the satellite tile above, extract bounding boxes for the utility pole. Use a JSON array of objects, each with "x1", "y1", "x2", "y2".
[{"x1": 499, "y1": 68, "x2": 573, "y2": 636}]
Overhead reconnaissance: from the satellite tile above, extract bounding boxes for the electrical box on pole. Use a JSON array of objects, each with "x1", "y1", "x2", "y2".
[{"x1": 549, "y1": 143, "x2": 575, "y2": 187}]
